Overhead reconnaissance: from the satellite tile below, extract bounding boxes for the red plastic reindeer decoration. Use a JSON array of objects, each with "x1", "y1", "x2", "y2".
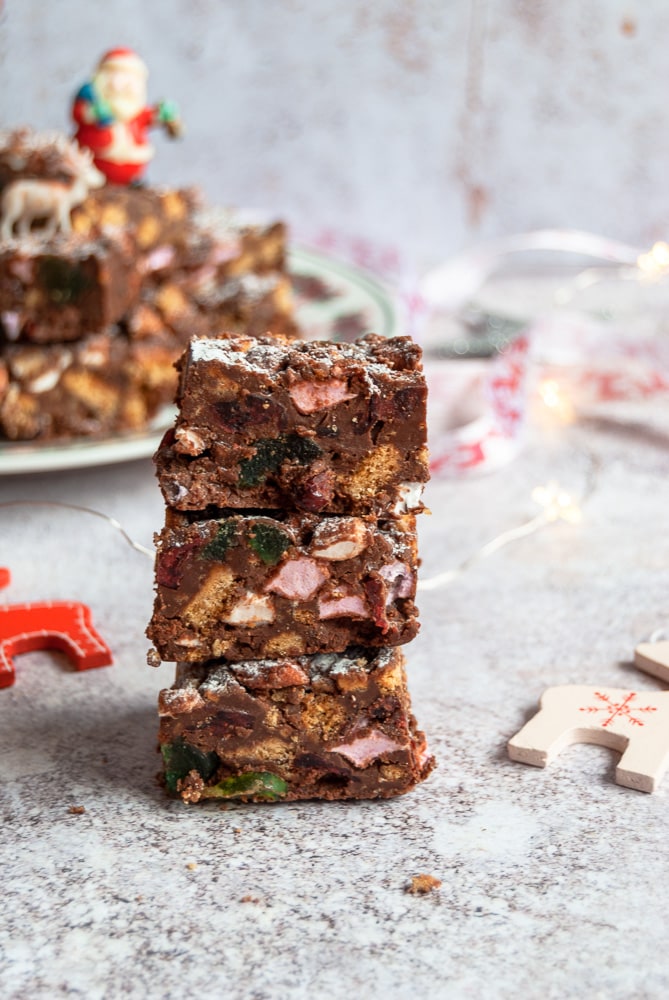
[{"x1": 0, "y1": 568, "x2": 112, "y2": 689}]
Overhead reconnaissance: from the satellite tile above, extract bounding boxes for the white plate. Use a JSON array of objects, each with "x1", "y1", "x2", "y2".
[{"x1": 0, "y1": 247, "x2": 398, "y2": 475}]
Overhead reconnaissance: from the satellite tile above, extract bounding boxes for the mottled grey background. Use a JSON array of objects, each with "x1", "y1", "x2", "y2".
[{"x1": 1, "y1": 1, "x2": 667, "y2": 269}]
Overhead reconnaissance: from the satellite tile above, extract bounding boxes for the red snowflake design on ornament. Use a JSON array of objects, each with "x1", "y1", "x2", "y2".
[{"x1": 579, "y1": 691, "x2": 657, "y2": 728}]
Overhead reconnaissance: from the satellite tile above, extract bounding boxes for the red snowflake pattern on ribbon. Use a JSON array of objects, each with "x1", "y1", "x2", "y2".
[
  {"x1": 577, "y1": 369, "x2": 669, "y2": 402},
  {"x1": 579, "y1": 691, "x2": 657, "y2": 728},
  {"x1": 428, "y1": 334, "x2": 531, "y2": 475}
]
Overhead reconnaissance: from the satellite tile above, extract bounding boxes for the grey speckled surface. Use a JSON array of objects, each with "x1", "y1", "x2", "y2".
[{"x1": 2, "y1": 407, "x2": 669, "y2": 1000}]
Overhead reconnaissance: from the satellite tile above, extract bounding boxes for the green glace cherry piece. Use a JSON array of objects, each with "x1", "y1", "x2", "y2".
[
  {"x1": 161, "y1": 739, "x2": 219, "y2": 793},
  {"x1": 248, "y1": 522, "x2": 292, "y2": 566},
  {"x1": 238, "y1": 434, "x2": 322, "y2": 488},
  {"x1": 203, "y1": 519, "x2": 238, "y2": 560},
  {"x1": 200, "y1": 772, "x2": 288, "y2": 801},
  {"x1": 38, "y1": 257, "x2": 90, "y2": 304}
]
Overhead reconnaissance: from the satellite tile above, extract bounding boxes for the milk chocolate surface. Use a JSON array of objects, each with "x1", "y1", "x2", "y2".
[{"x1": 0, "y1": 238, "x2": 140, "y2": 344}]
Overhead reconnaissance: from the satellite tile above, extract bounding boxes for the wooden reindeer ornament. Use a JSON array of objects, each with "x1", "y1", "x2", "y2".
[
  {"x1": 508, "y1": 642, "x2": 669, "y2": 793},
  {"x1": 0, "y1": 568, "x2": 112, "y2": 688},
  {"x1": 0, "y1": 138, "x2": 105, "y2": 241}
]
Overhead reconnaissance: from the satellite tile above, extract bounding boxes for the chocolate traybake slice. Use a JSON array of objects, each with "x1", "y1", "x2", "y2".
[
  {"x1": 154, "y1": 333, "x2": 429, "y2": 517},
  {"x1": 148, "y1": 508, "x2": 419, "y2": 663},
  {"x1": 158, "y1": 646, "x2": 435, "y2": 803},
  {"x1": 0, "y1": 236, "x2": 140, "y2": 344},
  {"x1": 0, "y1": 326, "x2": 182, "y2": 439}
]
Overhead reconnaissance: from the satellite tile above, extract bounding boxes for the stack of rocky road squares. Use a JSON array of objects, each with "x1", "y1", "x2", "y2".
[{"x1": 148, "y1": 332, "x2": 436, "y2": 803}]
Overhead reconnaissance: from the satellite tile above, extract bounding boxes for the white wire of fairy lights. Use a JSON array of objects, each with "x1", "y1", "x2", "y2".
[
  {"x1": 419, "y1": 229, "x2": 669, "y2": 315},
  {"x1": 0, "y1": 499, "x2": 154, "y2": 559},
  {"x1": 553, "y1": 240, "x2": 669, "y2": 305},
  {"x1": 417, "y1": 449, "x2": 600, "y2": 592}
]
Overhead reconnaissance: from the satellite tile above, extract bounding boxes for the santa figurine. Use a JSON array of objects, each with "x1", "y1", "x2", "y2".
[{"x1": 72, "y1": 48, "x2": 181, "y2": 186}]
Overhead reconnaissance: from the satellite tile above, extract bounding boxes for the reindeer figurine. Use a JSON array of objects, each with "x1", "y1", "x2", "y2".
[
  {"x1": 0, "y1": 139, "x2": 105, "y2": 241},
  {"x1": 0, "y1": 567, "x2": 112, "y2": 688},
  {"x1": 508, "y1": 641, "x2": 669, "y2": 792}
]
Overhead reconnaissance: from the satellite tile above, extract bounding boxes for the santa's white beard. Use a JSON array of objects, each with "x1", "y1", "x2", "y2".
[{"x1": 105, "y1": 92, "x2": 146, "y2": 122}]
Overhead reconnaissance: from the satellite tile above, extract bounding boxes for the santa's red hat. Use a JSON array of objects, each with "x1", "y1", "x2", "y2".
[{"x1": 96, "y1": 47, "x2": 148, "y2": 78}]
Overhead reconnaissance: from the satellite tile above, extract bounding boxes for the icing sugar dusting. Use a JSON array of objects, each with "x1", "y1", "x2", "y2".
[
  {"x1": 188, "y1": 336, "x2": 421, "y2": 382},
  {"x1": 188, "y1": 337, "x2": 284, "y2": 370},
  {"x1": 176, "y1": 648, "x2": 394, "y2": 692}
]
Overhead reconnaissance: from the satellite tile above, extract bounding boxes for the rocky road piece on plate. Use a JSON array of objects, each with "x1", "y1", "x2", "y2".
[
  {"x1": 0, "y1": 236, "x2": 141, "y2": 344},
  {"x1": 158, "y1": 645, "x2": 435, "y2": 802},
  {"x1": 128, "y1": 266, "x2": 296, "y2": 348},
  {"x1": 154, "y1": 333, "x2": 429, "y2": 516},
  {"x1": 0, "y1": 324, "x2": 184, "y2": 440},
  {"x1": 147, "y1": 508, "x2": 419, "y2": 663},
  {"x1": 82, "y1": 190, "x2": 294, "y2": 341},
  {"x1": 72, "y1": 188, "x2": 288, "y2": 292},
  {"x1": 0, "y1": 127, "x2": 74, "y2": 189},
  {"x1": 70, "y1": 184, "x2": 198, "y2": 259},
  {"x1": 173, "y1": 214, "x2": 294, "y2": 340}
]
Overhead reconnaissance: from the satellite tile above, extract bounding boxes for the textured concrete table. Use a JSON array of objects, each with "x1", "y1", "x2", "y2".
[{"x1": 1, "y1": 406, "x2": 669, "y2": 999}]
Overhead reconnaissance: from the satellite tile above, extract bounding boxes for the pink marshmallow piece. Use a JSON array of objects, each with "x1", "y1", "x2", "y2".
[
  {"x1": 318, "y1": 591, "x2": 369, "y2": 620},
  {"x1": 379, "y1": 561, "x2": 415, "y2": 601},
  {"x1": 289, "y1": 378, "x2": 356, "y2": 415},
  {"x1": 331, "y1": 729, "x2": 406, "y2": 767},
  {"x1": 141, "y1": 245, "x2": 176, "y2": 273},
  {"x1": 265, "y1": 557, "x2": 329, "y2": 601},
  {"x1": 8, "y1": 258, "x2": 34, "y2": 283}
]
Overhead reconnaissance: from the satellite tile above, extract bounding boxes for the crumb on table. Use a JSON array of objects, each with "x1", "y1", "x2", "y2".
[{"x1": 405, "y1": 874, "x2": 441, "y2": 895}]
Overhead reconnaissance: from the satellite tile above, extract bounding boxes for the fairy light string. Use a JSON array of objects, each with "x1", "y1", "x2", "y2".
[
  {"x1": 0, "y1": 499, "x2": 154, "y2": 560},
  {"x1": 417, "y1": 460, "x2": 597, "y2": 592},
  {"x1": 550, "y1": 241, "x2": 669, "y2": 307},
  {"x1": 418, "y1": 231, "x2": 669, "y2": 317}
]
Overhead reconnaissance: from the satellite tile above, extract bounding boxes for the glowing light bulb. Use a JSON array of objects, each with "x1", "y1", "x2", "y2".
[
  {"x1": 637, "y1": 241, "x2": 669, "y2": 279},
  {"x1": 537, "y1": 378, "x2": 575, "y2": 425},
  {"x1": 531, "y1": 482, "x2": 582, "y2": 524}
]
